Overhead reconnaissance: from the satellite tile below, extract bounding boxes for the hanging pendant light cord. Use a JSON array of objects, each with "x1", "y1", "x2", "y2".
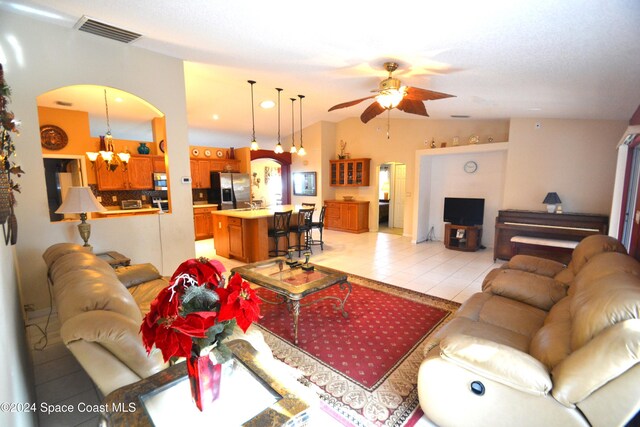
[
  {"x1": 104, "y1": 89, "x2": 111, "y2": 134},
  {"x1": 248, "y1": 80, "x2": 256, "y2": 141},
  {"x1": 290, "y1": 97, "x2": 297, "y2": 151},
  {"x1": 298, "y1": 94, "x2": 305, "y2": 146},
  {"x1": 276, "y1": 88, "x2": 282, "y2": 144}
]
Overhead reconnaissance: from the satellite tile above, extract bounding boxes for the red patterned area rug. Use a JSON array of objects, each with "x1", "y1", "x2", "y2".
[{"x1": 254, "y1": 273, "x2": 460, "y2": 427}]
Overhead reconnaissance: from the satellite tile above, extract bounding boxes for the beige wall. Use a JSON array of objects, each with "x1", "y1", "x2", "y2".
[
  {"x1": 504, "y1": 118, "x2": 627, "y2": 214},
  {"x1": 2, "y1": 11, "x2": 195, "y2": 310},
  {"x1": 335, "y1": 117, "x2": 510, "y2": 234}
]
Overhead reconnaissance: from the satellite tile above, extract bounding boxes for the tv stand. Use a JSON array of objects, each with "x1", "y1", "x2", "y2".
[{"x1": 444, "y1": 224, "x2": 482, "y2": 252}]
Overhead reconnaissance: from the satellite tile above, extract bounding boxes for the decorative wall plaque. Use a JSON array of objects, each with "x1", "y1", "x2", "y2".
[{"x1": 40, "y1": 125, "x2": 69, "y2": 150}]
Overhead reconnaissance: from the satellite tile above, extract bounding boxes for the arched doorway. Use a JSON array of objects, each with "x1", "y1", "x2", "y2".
[{"x1": 250, "y1": 150, "x2": 292, "y2": 205}]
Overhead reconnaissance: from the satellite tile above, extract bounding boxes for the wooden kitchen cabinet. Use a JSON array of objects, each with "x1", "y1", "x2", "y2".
[
  {"x1": 96, "y1": 155, "x2": 153, "y2": 190},
  {"x1": 152, "y1": 155, "x2": 166, "y2": 173},
  {"x1": 329, "y1": 158, "x2": 370, "y2": 186},
  {"x1": 228, "y1": 217, "x2": 245, "y2": 258},
  {"x1": 193, "y1": 205, "x2": 218, "y2": 240},
  {"x1": 324, "y1": 200, "x2": 370, "y2": 233},
  {"x1": 211, "y1": 214, "x2": 230, "y2": 257},
  {"x1": 210, "y1": 159, "x2": 240, "y2": 172},
  {"x1": 190, "y1": 159, "x2": 212, "y2": 189}
]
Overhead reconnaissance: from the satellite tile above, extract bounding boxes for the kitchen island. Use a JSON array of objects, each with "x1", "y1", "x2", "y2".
[{"x1": 211, "y1": 205, "x2": 306, "y2": 263}]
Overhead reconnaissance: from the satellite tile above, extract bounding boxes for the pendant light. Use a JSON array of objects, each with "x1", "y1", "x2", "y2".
[
  {"x1": 289, "y1": 97, "x2": 297, "y2": 154},
  {"x1": 274, "y1": 88, "x2": 284, "y2": 154},
  {"x1": 86, "y1": 89, "x2": 130, "y2": 172},
  {"x1": 248, "y1": 80, "x2": 259, "y2": 151},
  {"x1": 297, "y1": 94, "x2": 306, "y2": 156}
]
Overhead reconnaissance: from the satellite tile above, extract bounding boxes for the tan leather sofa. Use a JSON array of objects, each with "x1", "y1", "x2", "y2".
[
  {"x1": 417, "y1": 235, "x2": 640, "y2": 427},
  {"x1": 43, "y1": 243, "x2": 271, "y2": 397}
]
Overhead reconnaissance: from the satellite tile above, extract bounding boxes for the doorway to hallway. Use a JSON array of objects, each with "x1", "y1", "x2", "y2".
[{"x1": 378, "y1": 162, "x2": 406, "y2": 235}]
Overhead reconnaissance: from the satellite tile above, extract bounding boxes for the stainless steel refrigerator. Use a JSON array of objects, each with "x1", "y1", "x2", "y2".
[{"x1": 208, "y1": 172, "x2": 251, "y2": 209}]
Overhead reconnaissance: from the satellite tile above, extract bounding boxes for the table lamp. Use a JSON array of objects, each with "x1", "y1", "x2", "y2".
[
  {"x1": 542, "y1": 192, "x2": 562, "y2": 213},
  {"x1": 55, "y1": 186, "x2": 106, "y2": 247}
]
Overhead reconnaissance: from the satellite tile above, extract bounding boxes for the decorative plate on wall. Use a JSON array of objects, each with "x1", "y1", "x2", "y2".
[
  {"x1": 204, "y1": 149, "x2": 211, "y2": 157},
  {"x1": 40, "y1": 125, "x2": 68, "y2": 150},
  {"x1": 191, "y1": 148, "x2": 200, "y2": 157}
]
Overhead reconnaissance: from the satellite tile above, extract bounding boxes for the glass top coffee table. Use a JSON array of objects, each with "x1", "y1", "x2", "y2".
[
  {"x1": 231, "y1": 258, "x2": 351, "y2": 345},
  {"x1": 101, "y1": 340, "x2": 315, "y2": 426}
]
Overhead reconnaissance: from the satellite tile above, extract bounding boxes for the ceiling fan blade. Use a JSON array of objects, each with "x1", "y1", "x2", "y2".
[
  {"x1": 396, "y1": 98, "x2": 429, "y2": 117},
  {"x1": 328, "y1": 95, "x2": 376, "y2": 112},
  {"x1": 360, "y1": 101, "x2": 386, "y2": 123},
  {"x1": 405, "y1": 87, "x2": 455, "y2": 101}
]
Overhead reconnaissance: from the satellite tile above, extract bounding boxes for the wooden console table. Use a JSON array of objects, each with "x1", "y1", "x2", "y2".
[{"x1": 493, "y1": 210, "x2": 609, "y2": 262}]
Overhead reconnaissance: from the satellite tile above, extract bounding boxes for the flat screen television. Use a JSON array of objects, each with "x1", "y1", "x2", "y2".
[{"x1": 443, "y1": 197, "x2": 485, "y2": 226}]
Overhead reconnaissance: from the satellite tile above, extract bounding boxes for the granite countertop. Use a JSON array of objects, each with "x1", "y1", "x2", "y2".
[
  {"x1": 99, "y1": 207, "x2": 160, "y2": 215},
  {"x1": 193, "y1": 203, "x2": 219, "y2": 209},
  {"x1": 211, "y1": 204, "x2": 299, "y2": 219}
]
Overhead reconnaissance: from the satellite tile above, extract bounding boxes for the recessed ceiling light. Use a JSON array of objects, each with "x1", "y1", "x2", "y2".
[
  {"x1": 260, "y1": 100, "x2": 275, "y2": 109},
  {"x1": 450, "y1": 115, "x2": 471, "y2": 118},
  {"x1": 212, "y1": 114, "x2": 220, "y2": 120}
]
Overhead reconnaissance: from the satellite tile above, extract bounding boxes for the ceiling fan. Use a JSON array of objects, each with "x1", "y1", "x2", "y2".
[{"x1": 328, "y1": 62, "x2": 455, "y2": 123}]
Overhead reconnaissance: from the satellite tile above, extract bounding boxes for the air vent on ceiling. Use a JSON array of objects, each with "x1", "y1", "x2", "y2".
[{"x1": 74, "y1": 15, "x2": 141, "y2": 44}]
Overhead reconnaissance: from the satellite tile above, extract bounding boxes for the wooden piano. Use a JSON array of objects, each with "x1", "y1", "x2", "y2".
[{"x1": 493, "y1": 210, "x2": 609, "y2": 263}]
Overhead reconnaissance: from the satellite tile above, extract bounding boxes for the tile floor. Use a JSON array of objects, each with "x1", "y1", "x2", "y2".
[{"x1": 27, "y1": 229, "x2": 503, "y2": 426}]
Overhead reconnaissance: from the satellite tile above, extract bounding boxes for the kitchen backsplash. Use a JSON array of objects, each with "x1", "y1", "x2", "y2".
[
  {"x1": 192, "y1": 189, "x2": 208, "y2": 203},
  {"x1": 90, "y1": 184, "x2": 167, "y2": 207}
]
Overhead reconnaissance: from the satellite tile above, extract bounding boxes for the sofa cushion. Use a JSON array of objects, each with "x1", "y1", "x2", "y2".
[
  {"x1": 529, "y1": 298, "x2": 572, "y2": 370},
  {"x1": 53, "y1": 270, "x2": 143, "y2": 324},
  {"x1": 569, "y1": 251, "x2": 640, "y2": 297},
  {"x1": 42, "y1": 243, "x2": 90, "y2": 268},
  {"x1": 570, "y1": 271, "x2": 640, "y2": 351},
  {"x1": 116, "y1": 263, "x2": 162, "y2": 288},
  {"x1": 128, "y1": 278, "x2": 170, "y2": 315},
  {"x1": 49, "y1": 252, "x2": 116, "y2": 284},
  {"x1": 477, "y1": 295, "x2": 547, "y2": 339},
  {"x1": 504, "y1": 255, "x2": 567, "y2": 278},
  {"x1": 483, "y1": 269, "x2": 568, "y2": 311}
]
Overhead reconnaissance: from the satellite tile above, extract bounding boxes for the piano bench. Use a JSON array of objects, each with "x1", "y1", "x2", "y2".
[{"x1": 510, "y1": 236, "x2": 579, "y2": 264}]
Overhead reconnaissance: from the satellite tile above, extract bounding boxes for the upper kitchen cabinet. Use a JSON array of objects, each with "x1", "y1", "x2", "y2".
[
  {"x1": 330, "y1": 158, "x2": 371, "y2": 186},
  {"x1": 190, "y1": 159, "x2": 212, "y2": 189},
  {"x1": 96, "y1": 155, "x2": 153, "y2": 190}
]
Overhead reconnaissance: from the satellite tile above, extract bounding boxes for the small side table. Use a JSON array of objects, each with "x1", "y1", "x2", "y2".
[{"x1": 96, "y1": 251, "x2": 131, "y2": 268}]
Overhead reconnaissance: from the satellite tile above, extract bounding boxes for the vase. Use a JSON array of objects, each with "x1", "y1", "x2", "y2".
[
  {"x1": 137, "y1": 142, "x2": 150, "y2": 155},
  {"x1": 186, "y1": 349, "x2": 233, "y2": 411}
]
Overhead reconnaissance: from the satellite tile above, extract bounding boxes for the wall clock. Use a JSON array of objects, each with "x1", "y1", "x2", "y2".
[
  {"x1": 40, "y1": 125, "x2": 68, "y2": 150},
  {"x1": 464, "y1": 161, "x2": 478, "y2": 173}
]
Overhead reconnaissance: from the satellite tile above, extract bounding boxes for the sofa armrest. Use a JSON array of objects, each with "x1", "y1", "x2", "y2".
[
  {"x1": 551, "y1": 319, "x2": 640, "y2": 407},
  {"x1": 506, "y1": 255, "x2": 567, "y2": 277},
  {"x1": 60, "y1": 310, "x2": 167, "y2": 380},
  {"x1": 440, "y1": 334, "x2": 552, "y2": 396}
]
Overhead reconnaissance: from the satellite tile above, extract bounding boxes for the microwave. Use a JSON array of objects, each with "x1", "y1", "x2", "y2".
[{"x1": 153, "y1": 173, "x2": 167, "y2": 191}]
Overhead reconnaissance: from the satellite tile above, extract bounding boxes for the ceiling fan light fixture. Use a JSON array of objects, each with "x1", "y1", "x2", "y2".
[{"x1": 376, "y1": 87, "x2": 406, "y2": 109}]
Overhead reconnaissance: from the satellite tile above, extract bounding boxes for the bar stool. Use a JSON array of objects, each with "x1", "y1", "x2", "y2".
[
  {"x1": 289, "y1": 208, "x2": 314, "y2": 257},
  {"x1": 268, "y1": 210, "x2": 292, "y2": 257},
  {"x1": 301, "y1": 202, "x2": 316, "y2": 209},
  {"x1": 308, "y1": 205, "x2": 326, "y2": 250}
]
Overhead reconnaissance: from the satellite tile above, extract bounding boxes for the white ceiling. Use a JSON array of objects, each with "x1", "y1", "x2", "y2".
[{"x1": 4, "y1": 0, "x2": 640, "y2": 147}]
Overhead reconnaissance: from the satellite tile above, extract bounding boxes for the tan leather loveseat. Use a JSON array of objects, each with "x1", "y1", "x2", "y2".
[
  {"x1": 417, "y1": 235, "x2": 640, "y2": 426},
  {"x1": 43, "y1": 243, "x2": 270, "y2": 397}
]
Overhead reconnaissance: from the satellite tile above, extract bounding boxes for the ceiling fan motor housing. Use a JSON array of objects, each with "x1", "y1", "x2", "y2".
[{"x1": 379, "y1": 77, "x2": 402, "y2": 92}]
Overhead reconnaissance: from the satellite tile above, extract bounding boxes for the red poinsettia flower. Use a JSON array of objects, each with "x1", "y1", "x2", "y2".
[
  {"x1": 141, "y1": 311, "x2": 218, "y2": 362},
  {"x1": 170, "y1": 258, "x2": 226, "y2": 288},
  {"x1": 217, "y1": 273, "x2": 262, "y2": 332}
]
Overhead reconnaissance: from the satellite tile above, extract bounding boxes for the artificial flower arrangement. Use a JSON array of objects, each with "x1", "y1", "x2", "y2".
[
  {"x1": 141, "y1": 257, "x2": 261, "y2": 362},
  {"x1": 140, "y1": 257, "x2": 262, "y2": 410}
]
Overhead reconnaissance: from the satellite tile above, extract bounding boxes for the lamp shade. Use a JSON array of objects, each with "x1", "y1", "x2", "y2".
[
  {"x1": 542, "y1": 192, "x2": 562, "y2": 205},
  {"x1": 55, "y1": 187, "x2": 106, "y2": 214}
]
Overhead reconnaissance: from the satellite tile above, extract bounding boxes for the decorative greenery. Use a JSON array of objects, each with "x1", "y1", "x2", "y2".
[{"x1": 0, "y1": 63, "x2": 24, "y2": 245}]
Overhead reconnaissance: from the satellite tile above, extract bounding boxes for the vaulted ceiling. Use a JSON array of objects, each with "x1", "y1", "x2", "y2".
[{"x1": 4, "y1": 0, "x2": 640, "y2": 147}]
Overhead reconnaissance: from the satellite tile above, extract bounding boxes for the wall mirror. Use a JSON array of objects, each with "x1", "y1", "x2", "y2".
[
  {"x1": 37, "y1": 85, "x2": 170, "y2": 221},
  {"x1": 292, "y1": 171, "x2": 317, "y2": 196}
]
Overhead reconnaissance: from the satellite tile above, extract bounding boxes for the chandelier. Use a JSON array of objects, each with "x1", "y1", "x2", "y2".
[{"x1": 86, "y1": 89, "x2": 130, "y2": 171}]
